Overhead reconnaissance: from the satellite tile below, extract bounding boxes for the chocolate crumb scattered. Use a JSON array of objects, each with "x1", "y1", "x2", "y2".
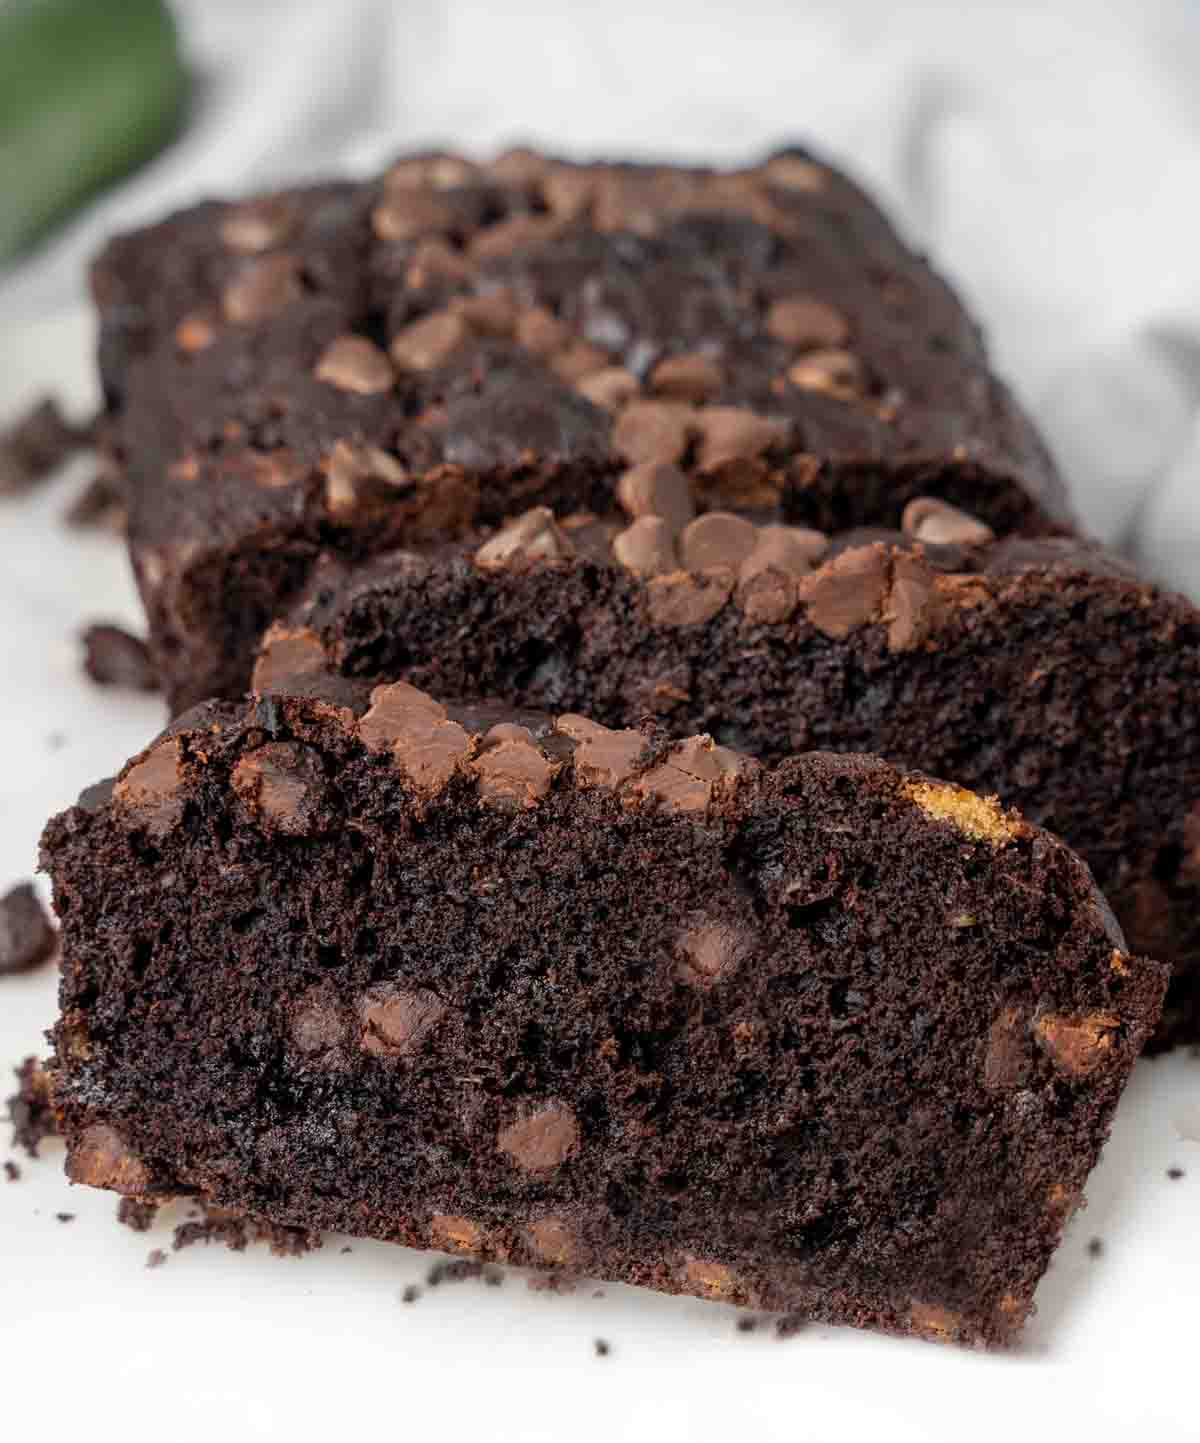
[
  {"x1": 56, "y1": 1211, "x2": 75, "y2": 1223},
  {"x1": 4, "y1": 1160, "x2": 20, "y2": 1182},
  {"x1": 527, "y1": 1272, "x2": 579, "y2": 1295},
  {"x1": 146, "y1": 1249, "x2": 167, "y2": 1269},
  {"x1": 340, "y1": 1245, "x2": 353, "y2": 1255},
  {"x1": 46, "y1": 733, "x2": 66, "y2": 752},
  {"x1": 591, "y1": 1289, "x2": 605, "y2": 1299},
  {"x1": 117, "y1": 1197, "x2": 158, "y2": 1233},
  {"x1": 401, "y1": 1284, "x2": 421, "y2": 1303},
  {"x1": 427, "y1": 1258, "x2": 491, "y2": 1287},
  {"x1": 0, "y1": 882, "x2": 57, "y2": 975},
  {"x1": 63, "y1": 468, "x2": 126, "y2": 532},
  {"x1": 594, "y1": 1339, "x2": 611, "y2": 1358},
  {"x1": 171, "y1": 1206, "x2": 319, "y2": 1256},
  {"x1": 0, "y1": 397, "x2": 86, "y2": 495},
  {"x1": 736, "y1": 1317, "x2": 758, "y2": 1333},
  {"x1": 1167, "y1": 1167, "x2": 1185, "y2": 1180},
  {"x1": 81, "y1": 624, "x2": 158, "y2": 691},
  {"x1": 1087, "y1": 1237, "x2": 1104, "y2": 1259},
  {"x1": 775, "y1": 1314, "x2": 808, "y2": 1340},
  {"x1": 8, "y1": 1057, "x2": 57, "y2": 1156}
]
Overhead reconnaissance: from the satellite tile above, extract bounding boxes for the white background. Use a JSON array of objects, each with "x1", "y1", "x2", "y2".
[{"x1": 2, "y1": 4, "x2": 1200, "y2": 1439}]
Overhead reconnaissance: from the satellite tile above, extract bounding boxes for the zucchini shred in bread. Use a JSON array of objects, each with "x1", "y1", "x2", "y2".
[
  {"x1": 41, "y1": 668, "x2": 1165, "y2": 1347},
  {"x1": 90, "y1": 145, "x2": 1067, "y2": 713}
]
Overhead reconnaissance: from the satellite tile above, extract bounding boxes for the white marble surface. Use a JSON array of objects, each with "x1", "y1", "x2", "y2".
[{"x1": 0, "y1": 308, "x2": 1198, "y2": 1443}]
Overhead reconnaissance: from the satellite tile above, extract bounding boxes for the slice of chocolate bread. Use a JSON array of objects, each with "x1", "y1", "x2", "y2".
[
  {"x1": 274, "y1": 498, "x2": 1200, "y2": 1047},
  {"x1": 41, "y1": 675, "x2": 1165, "y2": 1346},
  {"x1": 91, "y1": 146, "x2": 1066, "y2": 712}
]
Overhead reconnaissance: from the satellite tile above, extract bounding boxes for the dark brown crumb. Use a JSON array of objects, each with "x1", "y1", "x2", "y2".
[
  {"x1": 146, "y1": 1248, "x2": 167, "y2": 1269},
  {"x1": 0, "y1": 397, "x2": 86, "y2": 495},
  {"x1": 117, "y1": 1197, "x2": 158, "y2": 1232},
  {"x1": 63, "y1": 468, "x2": 125, "y2": 532},
  {"x1": 0, "y1": 882, "x2": 57, "y2": 976},
  {"x1": 1167, "y1": 1167, "x2": 1185, "y2": 1180},
  {"x1": 3, "y1": 1160, "x2": 20, "y2": 1182},
  {"x1": 55, "y1": 1211, "x2": 75, "y2": 1223},
  {"x1": 736, "y1": 1317, "x2": 759, "y2": 1333},
  {"x1": 81, "y1": 624, "x2": 158, "y2": 692},
  {"x1": 171, "y1": 1205, "x2": 320, "y2": 1257},
  {"x1": 1087, "y1": 1237, "x2": 1104, "y2": 1258},
  {"x1": 426, "y1": 1258, "x2": 486, "y2": 1287},
  {"x1": 340, "y1": 1245, "x2": 352, "y2": 1254},
  {"x1": 594, "y1": 1339, "x2": 611, "y2": 1358},
  {"x1": 775, "y1": 1314, "x2": 809, "y2": 1340},
  {"x1": 527, "y1": 1272, "x2": 578, "y2": 1295},
  {"x1": 401, "y1": 1284, "x2": 421, "y2": 1303},
  {"x1": 8, "y1": 1057, "x2": 57, "y2": 1156},
  {"x1": 484, "y1": 1271, "x2": 503, "y2": 1287},
  {"x1": 591, "y1": 1289, "x2": 605, "y2": 1299},
  {"x1": 46, "y1": 733, "x2": 66, "y2": 752}
]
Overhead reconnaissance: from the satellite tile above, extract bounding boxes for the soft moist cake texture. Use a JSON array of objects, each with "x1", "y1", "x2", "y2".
[
  {"x1": 42, "y1": 680, "x2": 1165, "y2": 1347},
  {"x1": 278, "y1": 501, "x2": 1200, "y2": 1048},
  {"x1": 91, "y1": 146, "x2": 1065, "y2": 710}
]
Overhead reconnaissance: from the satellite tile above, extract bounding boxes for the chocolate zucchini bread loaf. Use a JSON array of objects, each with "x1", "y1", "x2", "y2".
[
  {"x1": 42, "y1": 672, "x2": 1164, "y2": 1346},
  {"x1": 266, "y1": 497, "x2": 1200, "y2": 1047},
  {"x1": 90, "y1": 146, "x2": 1066, "y2": 712}
]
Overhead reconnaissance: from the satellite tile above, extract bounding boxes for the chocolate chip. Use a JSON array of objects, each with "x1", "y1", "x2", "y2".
[
  {"x1": 901, "y1": 496, "x2": 996, "y2": 548},
  {"x1": 470, "y1": 725, "x2": 559, "y2": 808},
  {"x1": 612, "y1": 516, "x2": 678, "y2": 575},
  {"x1": 884, "y1": 552, "x2": 939, "y2": 652},
  {"x1": 515, "y1": 307, "x2": 570, "y2": 357},
  {"x1": 631, "y1": 734, "x2": 751, "y2": 813},
  {"x1": 469, "y1": 214, "x2": 562, "y2": 260},
  {"x1": 113, "y1": 737, "x2": 186, "y2": 839},
  {"x1": 650, "y1": 353, "x2": 724, "y2": 402},
  {"x1": 246, "y1": 448, "x2": 305, "y2": 491},
  {"x1": 615, "y1": 462, "x2": 695, "y2": 533},
  {"x1": 528, "y1": 1216, "x2": 576, "y2": 1264},
  {"x1": 358, "y1": 986, "x2": 447, "y2": 1058},
  {"x1": 65, "y1": 1123, "x2": 152, "y2": 1195},
  {"x1": 678, "y1": 512, "x2": 759, "y2": 572},
  {"x1": 1033, "y1": 1012, "x2": 1120, "y2": 1078},
  {"x1": 358, "y1": 682, "x2": 475, "y2": 795},
  {"x1": 645, "y1": 570, "x2": 734, "y2": 628},
  {"x1": 384, "y1": 153, "x2": 478, "y2": 190},
  {"x1": 766, "y1": 296, "x2": 849, "y2": 349},
  {"x1": 693, "y1": 407, "x2": 788, "y2": 473},
  {"x1": 452, "y1": 289, "x2": 519, "y2": 338},
  {"x1": 231, "y1": 742, "x2": 322, "y2": 836},
  {"x1": 0, "y1": 883, "x2": 56, "y2": 976},
  {"x1": 371, "y1": 189, "x2": 457, "y2": 242},
  {"x1": 798, "y1": 544, "x2": 890, "y2": 638},
  {"x1": 982, "y1": 1007, "x2": 1032, "y2": 1091},
  {"x1": 81, "y1": 624, "x2": 157, "y2": 691},
  {"x1": 221, "y1": 255, "x2": 302, "y2": 324},
  {"x1": 430, "y1": 1214, "x2": 481, "y2": 1252},
  {"x1": 389, "y1": 311, "x2": 470, "y2": 371},
  {"x1": 674, "y1": 917, "x2": 756, "y2": 987},
  {"x1": 497, "y1": 1103, "x2": 580, "y2": 1172},
  {"x1": 314, "y1": 336, "x2": 395, "y2": 395},
  {"x1": 576, "y1": 366, "x2": 641, "y2": 411},
  {"x1": 174, "y1": 313, "x2": 216, "y2": 353},
  {"x1": 613, "y1": 401, "x2": 693, "y2": 466},
  {"x1": 252, "y1": 624, "x2": 326, "y2": 692},
  {"x1": 787, "y1": 348, "x2": 864, "y2": 401},
  {"x1": 475, "y1": 507, "x2": 573, "y2": 568},
  {"x1": 219, "y1": 198, "x2": 296, "y2": 253},
  {"x1": 405, "y1": 238, "x2": 473, "y2": 288},
  {"x1": 549, "y1": 340, "x2": 611, "y2": 383},
  {"x1": 761, "y1": 154, "x2": 829, "y2": 191},
  {"x1": 323, "y1": 440, "x2": 410, "y2": 519},
  {"x1": 555, "y1": 715, "x2": 646, "y2": 790},
  {"x1": 291, "y1": 993, "x2": 348, "y2": 1058},
  {"x1": 739, "y1": 523, "x2": 827, "y2": 580}
]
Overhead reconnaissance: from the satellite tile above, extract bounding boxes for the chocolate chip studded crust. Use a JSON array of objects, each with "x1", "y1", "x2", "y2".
[
  {"x1": 90, "y1": 146, "x2": 1066, "y2": 713},
  {"x1": 283, "y1": 502, "x2": 1200, "y2": 1048},
  {"x1": 41, "y1": 677, "x2": 1164, "y2": 1347}
]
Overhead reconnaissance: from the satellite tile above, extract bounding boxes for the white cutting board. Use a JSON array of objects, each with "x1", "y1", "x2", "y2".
[{"x1": 1, "y1": 308, "x2": 1197, "y2": 1443}]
